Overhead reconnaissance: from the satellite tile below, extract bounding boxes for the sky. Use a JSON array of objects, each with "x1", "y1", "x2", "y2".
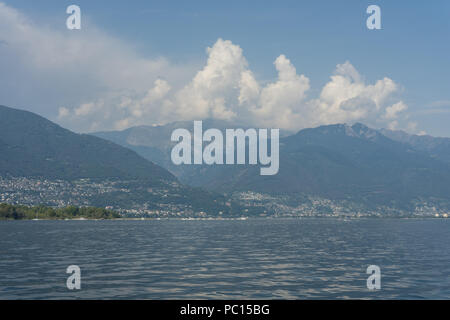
[{"x1": 0, "y1": 0, "x2": 449, "y2": 136}]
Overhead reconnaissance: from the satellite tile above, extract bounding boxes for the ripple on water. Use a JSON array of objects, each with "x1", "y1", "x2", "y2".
[{"x1": 0, "y1": 219, "x2": 449, "y2": 299}]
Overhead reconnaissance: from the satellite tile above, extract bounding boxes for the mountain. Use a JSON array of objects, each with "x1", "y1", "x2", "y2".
[
  {"x1": 181, "y1": 123, "x2": 450, "y2": 204},
  {"x1": 0, "y1": 105, "x2": 174, "y2": 181},
  {"x1": 0, "y1": 106, "x2": 239, "y2": 216},
  {"x1": 94, "y1": 119, "x2": 294, "y2": 177},
  {"x1": 94, "y1": 121, "x2": 450, "y2": 213},
  {"x1": 380, "y1": 128, "x2": 450, "y2": 163}
]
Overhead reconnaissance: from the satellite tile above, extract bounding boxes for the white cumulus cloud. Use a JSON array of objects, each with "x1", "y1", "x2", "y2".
[
  {"x1": 0, "y1": 2, "x2": 414, "y2": 134},
  {"x1": 56, "y1": 38, "x2": 412, "y2": 133}
]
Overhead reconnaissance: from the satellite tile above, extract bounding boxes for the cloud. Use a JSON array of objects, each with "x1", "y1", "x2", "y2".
[
  {"x1": 308, "y1": 62, "x2": 401, "y2": 127},
  {"x1": 385, "y1": 102, "x2": 407, "y2": 120},
  {"x1": 172, "y1": 39, "x2": 248, "y2": 121},
  {"x1": 0, "y1": 3, "x2": 413, "y2": 133},
  {"x1": 0, "y1": 2, "x2": 195, "y2": 131},
  {"x1": 253, "y1": 55, "x2": 310, "y2": 129},
  {"x1": 56, "y1": 37, "x2": 412, "y2": 132}
]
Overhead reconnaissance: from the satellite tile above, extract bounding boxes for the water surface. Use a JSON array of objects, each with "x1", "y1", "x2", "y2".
[{"x1": 0, "y1": 218, "x2": 449, "y2": 299}]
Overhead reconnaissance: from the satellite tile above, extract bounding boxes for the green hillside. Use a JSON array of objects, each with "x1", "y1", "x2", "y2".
[{"x1": 0, "y1": 105, "x2": 174, "y2": 182}]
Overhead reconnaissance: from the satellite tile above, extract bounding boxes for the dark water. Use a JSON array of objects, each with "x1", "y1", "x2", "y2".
[{"x1": 0, "y1": 218, "x2": 449, "y2": 299}]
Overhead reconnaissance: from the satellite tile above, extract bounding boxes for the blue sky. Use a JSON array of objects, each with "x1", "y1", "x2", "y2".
[{"x1": 1, "y1": 0, "x2": 450, "y2": 136}]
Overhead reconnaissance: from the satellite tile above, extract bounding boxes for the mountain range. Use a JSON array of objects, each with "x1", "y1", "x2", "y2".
[
  {"x1": 94, "y1": 120, "x2": 450, "y2": 214},
  {"x1": 380, "y1": 128, "x2": 450, "y2": 164},
  {"x1": 0, "y1": 105, "x2": 238, "y2": 216},
  {"x1": 0, "y1": 105, "x2": 174, "y2": 181},
  {"x1": 2, "y1": 104, "x2": 450, "y2": 216}
]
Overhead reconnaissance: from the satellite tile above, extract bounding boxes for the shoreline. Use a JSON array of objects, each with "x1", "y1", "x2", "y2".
[{"x1": 1, "y1": 216, "x2": 448, "y2": 221}]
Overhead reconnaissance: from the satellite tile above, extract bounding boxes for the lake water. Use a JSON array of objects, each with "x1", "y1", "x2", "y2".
[{"x1": 0, "y1": 218, "x2": 449, "y2": 299}]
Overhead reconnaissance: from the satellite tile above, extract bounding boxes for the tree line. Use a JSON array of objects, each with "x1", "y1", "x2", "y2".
[{"x1": 0, "y1": 203, "x2": 121, "y2": 220}]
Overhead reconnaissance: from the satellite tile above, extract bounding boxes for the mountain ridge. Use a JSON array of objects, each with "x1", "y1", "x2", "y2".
[
  {"x1": 0, "y1": 105, "x2": 174, "y2": 181},
  {"x1": 0, "y1": 105, "x2": 241, "y2": 216},
  {"x1": 93, "y1": 120, "x2": 450, "y2": 212},
  {"x1": 380, "y1": 127, "x2": 450, "y2": 163}
]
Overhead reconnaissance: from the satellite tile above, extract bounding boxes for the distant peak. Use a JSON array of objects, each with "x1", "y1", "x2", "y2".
[
  {"x1": 351, "y1": 122, "x2": 369, "y2": 130},
  {"x1": 347, "y1": 123, "x2": 378, "y2": 140},
  {"x1": 305, "y1": 122, "x2": 381, "y2": 141}
]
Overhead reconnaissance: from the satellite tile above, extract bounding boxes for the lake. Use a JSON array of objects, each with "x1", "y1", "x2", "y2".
[{"x1": 0, "y1": 218, "x2": 449, "y2": 299}]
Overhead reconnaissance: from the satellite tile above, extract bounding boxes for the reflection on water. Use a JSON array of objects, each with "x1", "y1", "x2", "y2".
[{"x1": 0, "y1": 218, "x2": 449, "y2": 299}]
